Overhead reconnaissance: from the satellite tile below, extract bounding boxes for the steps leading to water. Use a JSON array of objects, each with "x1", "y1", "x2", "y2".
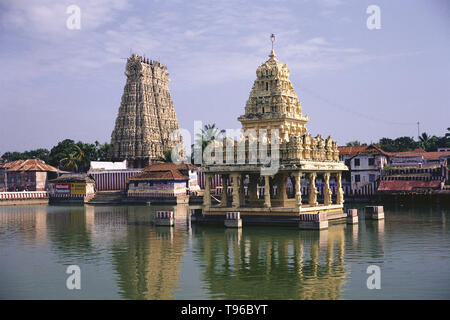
[{"x1": 88, "y1": 191, "x2": 125, "y2": 205}]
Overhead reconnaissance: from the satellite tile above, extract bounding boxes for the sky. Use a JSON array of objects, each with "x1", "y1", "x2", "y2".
[{"x1": 0, "y1": 0, "x2": 449, "y2": 154}]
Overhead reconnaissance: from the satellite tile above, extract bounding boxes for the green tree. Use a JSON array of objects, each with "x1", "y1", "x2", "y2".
[
  {"x1": 346, "y1": 141, "x2": 362, "y2": 146},
  {"x1": 96, "y1": 142, "x2": 112, "y2": 161},
  {"x1": 49, "y1": 139, "x2": 76, "y2": 168},
  {"x1": 1, "y1": 151, "x2": 24, "y2": 161},
  {"x1": 1, "y1": 149, "x2": 50, "y2": 162},
  {"x1": 419, "y1": 132, "x2": 430, "y2": 150},
  {"x1": 379, "y1": 136, "x2": 419, "y2": 152},
  {"x1": 378, "y1": 138, "x2": 396, "y2": 152},
  {"x1": 60, "y1": 153, "x2": 79, "y2": 172},
  {"x1": 191, "y1": 123, "x2": 225, "y2": 163}
]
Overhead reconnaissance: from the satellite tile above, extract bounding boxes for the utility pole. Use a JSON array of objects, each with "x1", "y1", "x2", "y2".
[{"x1": 417, "y1": 121, "x2": 420, "y2": 140}]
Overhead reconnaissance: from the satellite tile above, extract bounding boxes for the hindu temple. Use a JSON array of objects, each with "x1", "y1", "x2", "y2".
[
  {"x1": 197, "y1": 39, "x2": 348, "y2": 229},
  {"x1": 111, "y1": 54, "x2": 181, "y2": 168}
]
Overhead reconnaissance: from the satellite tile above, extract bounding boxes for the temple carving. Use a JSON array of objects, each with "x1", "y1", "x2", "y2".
[
  {"x1": 198, "y1": 44, "x2": 348, "y2": 229},
  {"x1": 111, "y1": 54, "x2": 180, "y2": 168}
]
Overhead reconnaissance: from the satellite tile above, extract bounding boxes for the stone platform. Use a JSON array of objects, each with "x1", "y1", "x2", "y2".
[{"x1": 195, "y1": 204, "x2": 345, "y2": 229}]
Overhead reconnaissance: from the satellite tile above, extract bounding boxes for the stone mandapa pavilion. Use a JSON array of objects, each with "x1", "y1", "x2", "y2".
[{"x1": 197, "y1": 44, "x2": 348, "y2": 229}]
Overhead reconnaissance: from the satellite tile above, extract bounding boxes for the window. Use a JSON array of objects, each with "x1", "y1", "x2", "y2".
[
  {"x1": 266, "y1": 82, "x2": 269, "y2": 90},
  {"x1": 355, "y1": 174, "x2": 361, "y2": 183},
  {"x1": 345, "y1": 159, "x2": 351, "y2": 167},
  {"x1": 369, "y1": 174, "x2": 375, "y2": 182},
  {"x1": 354, "y1": 158, "x2": 360, "y2": 167},
  {"x1": 368, "y1": 158, "x2": 375, "y2": 166}
]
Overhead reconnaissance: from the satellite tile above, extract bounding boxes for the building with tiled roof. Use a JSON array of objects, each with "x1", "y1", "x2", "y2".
[
  {"x1": 127, "y1": 162, "x2": 199, "y2": 203},
  {"x1": 389, "y1": 150, "x2": 450, "y2": 167},
  {"x1": 337, "y1": 144, "x2": 450, "y2": 195},
  {"x1": 3, "y1": 159, "x2": 59, "y2": 191},
  {"x1": 378, "y1": 164, "x2": 445, "y2": 194},
  {"x1": 48, "y1": 173, "x2": 96, "y2": 203},
  {"x1": 338, "y1": 145, "x2": 389, "y2": 195}
]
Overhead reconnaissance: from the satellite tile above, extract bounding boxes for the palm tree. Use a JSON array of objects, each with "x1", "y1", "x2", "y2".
[
  {"x1": 191, "y1": 124, "x2": 225, "y2": 163},
  {"x1": 419, "y1": 132, "x2": 430, "y2": 149},
  {"x1": 60, "y1": 153, "x2": 78, "y2": 172},
  {"x1": 445, "y1": 127, "x2": 450, "y2": 139},
  {"x1": 194, "y1": 124, "x2": 225, "y2": 150},
  {"x1": 419, "y1": 132, "x2": 430, "y2": 142},
  {"x1": 155, "y1": 148, "x2": 173, "y2": 163}
]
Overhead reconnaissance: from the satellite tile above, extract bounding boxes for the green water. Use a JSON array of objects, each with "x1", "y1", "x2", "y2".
[{"x1": 0, "y1": 203, "x2": 449, "y2": 299}]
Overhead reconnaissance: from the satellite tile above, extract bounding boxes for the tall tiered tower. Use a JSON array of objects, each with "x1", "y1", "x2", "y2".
[
  {"x1": 238, "y1": 49, "x2": 309, "y2": 142},
  {"x1": 111, "y1": 54, "x2": 180, "y2": 168}
]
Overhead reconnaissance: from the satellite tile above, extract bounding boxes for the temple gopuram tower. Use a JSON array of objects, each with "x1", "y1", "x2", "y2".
[{"x1": 111, "y1": 54, "x2": 180, "y2": 168}]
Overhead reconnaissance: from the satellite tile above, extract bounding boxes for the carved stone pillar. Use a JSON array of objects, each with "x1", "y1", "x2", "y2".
[
  {"x1": 220, "y1": 174, "x2": 228, "y2": 207},
  {"x1": 308, "y1": 172, "x2": 318, "y2": 206},
  {"x1": 248, "y1": 173, "x2": 259, "y2": 205},
  {"x1": 323, "y1": 172, "x2": 332, "y2": 206},
  {"x1": 336, "y1": 172, "x2": 344, "y2": 205},
  {"x1": 263, "y1": 175, "x2": 271, "y2": 208},
  {"x1": 204, "y1": 173, "x2": 211, "y2": 207},
  {"x1": 276, "y1": 172, "x2": 288, "y2": 206},
  {"x1": 231, "y1": 173, "x2": 240, "y2": 208},
  {"x1": 279, "y1": 173, "x2": 287, "y2": 198},
  {"x1": 293, "y1": 171, "x2": 302, "y2": 208},
  {"x1": 239, "y1": 174, "x2": 245, "y2": 206}
]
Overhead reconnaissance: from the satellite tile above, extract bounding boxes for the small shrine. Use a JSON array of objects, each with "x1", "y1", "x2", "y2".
[{"x1": 198, "y1": 36, "x2": 348, "y2": 229}]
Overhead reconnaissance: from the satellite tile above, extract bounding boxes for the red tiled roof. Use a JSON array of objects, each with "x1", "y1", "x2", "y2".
[
  {"x1": 338, "y1": 144, "x2": 389, "y2": 157},
  {"x1": 128, "y1": 162, "x2": 197, "y2": 181},
  {"x1": 378, "y1": 180, "x2": 441, "y2": 192},
  {"x1": 143, "y1": 162, "x2": 197, "y2": 172},
  {"x1": 389, "y1": 151, "x2": 450, "y2": 161},
  {"x1": 5, "y1": 159, "x2": 58, "y2": 172},
  {"x1": 422, "y1": 151, "x2": 450, "y2": 160},
  {"x1": 338, "y1": 146, "x2": 368, "y2": 156},
  {"x1": 128, "y1": 170, "x2": 189, "y2": 181},
  {"x1": 1, "y1": 160, "x2": 24, "y2": 169}
]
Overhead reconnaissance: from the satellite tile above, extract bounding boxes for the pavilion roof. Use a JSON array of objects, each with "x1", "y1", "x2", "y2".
[
  {"x1": 4, "y1": 159, "x2": 58, "y2": 172},
  {"x1": 128, "y1": 162, "x2": 197, "y2": 181}
]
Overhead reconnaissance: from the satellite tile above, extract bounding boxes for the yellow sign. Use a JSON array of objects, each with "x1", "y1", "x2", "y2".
[{"x1": 70, "y1": 183, "x2": 86, "y2": 195}]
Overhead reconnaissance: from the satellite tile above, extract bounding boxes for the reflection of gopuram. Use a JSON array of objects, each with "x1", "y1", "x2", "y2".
[
  {"x1": 198, "y1": 37, "x2": 348, "y2": 229},
  {"x1": 112, "y1": 220, "x2": 186, "y2": 299},
  {"x1": 194, "y1": 225, "x2": 346, "y2": 299}
]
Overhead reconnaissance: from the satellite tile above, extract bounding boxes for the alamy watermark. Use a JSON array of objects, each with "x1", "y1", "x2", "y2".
[
  {"x1": 169, "y1": 120, "x2": 280, "y2": 175},
  {"x1": 66, "y1": 5, "x2": 81, "y2": 30},
  {"x1": 366, "y1": 265, "x2": 381, "y2": 289},
  {"x1": 66, "y1": 265, "x2": 81, "y2": 290},
  {"x1": 366, "y1": 5, "x2": 381, "y2": 30}
]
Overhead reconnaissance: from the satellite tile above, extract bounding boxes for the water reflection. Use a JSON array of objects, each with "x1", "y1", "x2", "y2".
[
  {"x1": 192, "y1": 224, "x2": 347, "y2": 299},
  {"x1": 1, "y1": 203, "x2": 449, "y2": 299},
  {"x1": 111, "y1": 219, "x2": 187, "y2": 299},
  {"x1": 0, "y1": 205, "x2": 48, "y2": 246}
]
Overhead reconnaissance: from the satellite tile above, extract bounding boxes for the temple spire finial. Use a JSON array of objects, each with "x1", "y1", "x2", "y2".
[{"x1": 269, "y1": 33, "x2": 276, "y2": 59}]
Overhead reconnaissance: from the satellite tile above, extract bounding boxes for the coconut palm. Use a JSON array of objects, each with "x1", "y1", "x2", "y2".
[
  {"x1": 60, "y1": 153, "x2": 78, "y2": 172},
  {"x1": 191, "y1": 124, "x2": 225, "y2": 164},
  {"x1": 194, "y1": 124, "x2": 225, "y2": 150},
  {"x1": 419, "y1": 132, "x2": 430, "y2": 142}
]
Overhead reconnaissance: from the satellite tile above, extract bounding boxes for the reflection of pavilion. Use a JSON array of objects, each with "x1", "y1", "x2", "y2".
[
  {"x1": 193, "y1": 224, "x2": 347, "y2": 299},
  {"x1": 111, "y1": 208, "x2": 187, "y2": 299}
]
